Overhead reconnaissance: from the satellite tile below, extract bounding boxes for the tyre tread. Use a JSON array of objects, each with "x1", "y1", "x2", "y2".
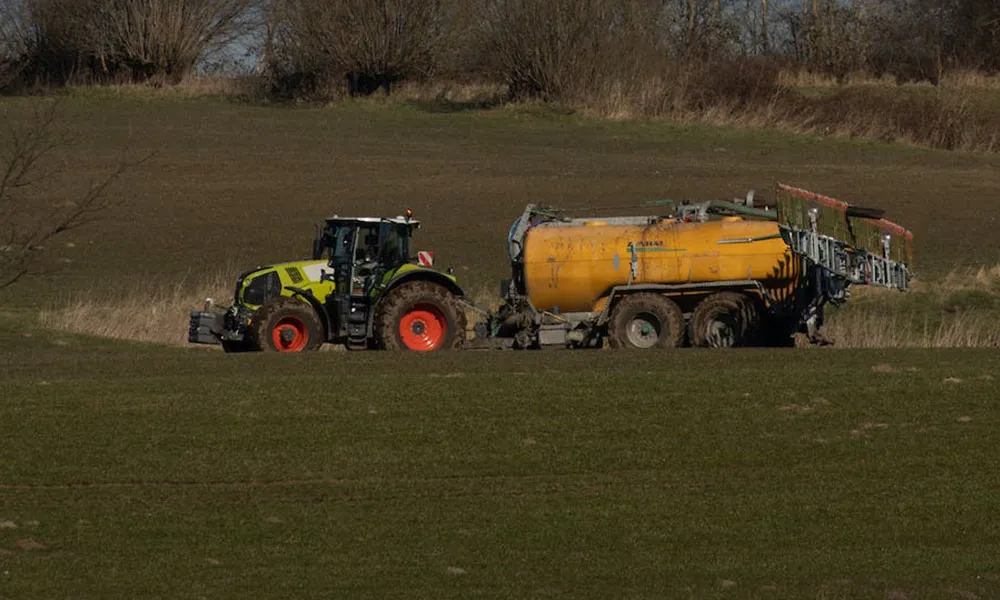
[
  {"x1": 374, "y1": 281, "x2": 466, "y2": 351},
  {"x1": 249, "y1": 296, "x2": 324, "y2": 352},
  {"x1": 608, "y1": 293, "x2": 685, "y2": 349},
  {"x1": 690, "y1": 291, "x2": 760, "y2": 348}
]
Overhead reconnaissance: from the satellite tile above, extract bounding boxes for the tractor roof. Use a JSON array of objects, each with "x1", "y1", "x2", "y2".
[{"x1": 324, "y1": 216, "x2": 418, "y2": 226}]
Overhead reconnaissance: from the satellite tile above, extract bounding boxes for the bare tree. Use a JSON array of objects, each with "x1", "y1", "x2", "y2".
[
  {"x1": 686, "y1": 0, "x2": 699, "y2": 52},
  {"x1": 96, "y1": 0, "x2": 252, "y2": 83},
  {"x1": 760, "y1": 0, "x2": 769, "y2": 52},
  {"x1": 0, "y1": 0, "x2": 32, "y2": 89},
  {"x1": 956, "y1": 0, "x2": 1000, "y2": 70},
  {"x1": 652, "y1": 0, "x2": 742, "y2": 57},
  {"x1": 265, "y1": 0, "x2": 455, "y2": 97},
  {"x1": 480, "y1": 0, "x2": 665, "y2": 101},
  {"x1": 0, "y1": 102, "x2": 144, "y2": 289},
  {"x1": 6, "y1": 0, "x2": 252, "y2": 86}
]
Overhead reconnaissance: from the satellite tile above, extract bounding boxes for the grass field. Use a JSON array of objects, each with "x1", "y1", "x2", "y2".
[
  {"x1": 3, "y1": 323, "x2": 1000, "y2": 599},
  {"x1": 3, "y1": 92, "x2": 1000, "y2": 598}
]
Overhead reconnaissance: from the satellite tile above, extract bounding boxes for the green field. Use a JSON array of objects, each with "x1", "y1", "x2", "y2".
[
  {"x1": 3, "y1": 328, "x2": 1000, "y2": 598},
  {"x1": 3, "y1": 93, "x2": 1000, "y2": 598}
]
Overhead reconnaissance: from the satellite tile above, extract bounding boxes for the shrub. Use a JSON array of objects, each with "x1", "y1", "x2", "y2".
[
  {"x1": 264, "y1": 0, "x2": 456, "y2": 99},
  {"x1": 3, "y1": 0, "x2": 250, "y2": 88},
  {"x1": 478, "y1": 0, "x2": 660, "y2": 102}
]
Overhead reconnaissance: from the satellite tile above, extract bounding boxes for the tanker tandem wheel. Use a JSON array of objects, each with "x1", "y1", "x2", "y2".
[{"x1": 608, "y1": 293, "x2": 686, "y2": 349}]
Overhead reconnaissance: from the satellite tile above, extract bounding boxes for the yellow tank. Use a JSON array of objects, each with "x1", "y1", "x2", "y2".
[{"x1": 521, "y1": 217, "x2": 801, "y2": 313}]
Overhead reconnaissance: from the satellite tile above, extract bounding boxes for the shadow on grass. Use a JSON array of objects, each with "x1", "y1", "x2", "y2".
[{"x1": 404, "y1": 95, "x2": 505, "y2": 114}]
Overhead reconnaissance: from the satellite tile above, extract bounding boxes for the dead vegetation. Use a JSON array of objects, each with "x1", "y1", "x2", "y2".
[
  {"x1": 824, "y1": 308, "x2": 1000, "y2": 349},
  {"x1": 37, "y1": 266, "x2": 1000, "y2": 349},
  {"x1": 559, "y1": 61, "x2": 1000, "y2": 153},
  {"x1": 3, "y1": 1, "x2": 1000, "y2": 153},
  {"x1": 39, "y1": 275, "x2": 504, "y2": 348},
  {"x1": 38, "y1": 269, "x2": 234, "y2": 347},
  {"x1": 1, "y1": 0, "x2": 251, "y2": 87},
  {"x1": 261, "y1": 0, "x2": 457, "y2": 99},
  {"x1": 823, "y1": 266, "x2": 1000, "y2": 348}
]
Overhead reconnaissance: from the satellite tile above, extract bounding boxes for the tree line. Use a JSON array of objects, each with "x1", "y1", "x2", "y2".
[{"x1": 1, "y1": 0, "x2": 999, "y2": 97}]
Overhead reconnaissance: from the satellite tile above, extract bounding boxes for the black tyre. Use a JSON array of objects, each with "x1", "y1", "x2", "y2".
[
  {"x1": 608, "y1": 293, "x2": 685, "y2": 349},
  {"x1": 374, "y1": 281, "x2": 466, "y2": 351},
  {"x1": 250, "y1": 297, "x2": 324, "y2": 352},
  {"x1": 690, "y1": 292, "x2": 759, "y2": 348}
]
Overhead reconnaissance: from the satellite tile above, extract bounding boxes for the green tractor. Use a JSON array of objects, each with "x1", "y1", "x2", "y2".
[{"x1": 189, "y1": 213, "x2": 468, "y2": 352}]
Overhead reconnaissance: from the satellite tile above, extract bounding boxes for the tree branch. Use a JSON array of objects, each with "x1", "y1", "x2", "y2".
[{"x1": 0, "y1": 102, "x2": 151, "y2": 290}]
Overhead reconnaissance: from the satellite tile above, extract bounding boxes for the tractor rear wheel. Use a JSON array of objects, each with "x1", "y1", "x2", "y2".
[
  {"x1": 690, "y1": 292, "x2": 759, "y2": 348},
  {"x1": 375, "y1": 281, "x2": 466, "y2": 351},
  {"x1": 250, "y1": 297, "x2": 324, "y2": 352},
  {"x1": 608, "y1": 293, "x2": 685, "y2": 349}
]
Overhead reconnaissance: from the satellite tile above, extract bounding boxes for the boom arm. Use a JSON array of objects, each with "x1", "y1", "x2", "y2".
[{"x1": 775, "y1": 183, "x2": 914, "y2": 292}]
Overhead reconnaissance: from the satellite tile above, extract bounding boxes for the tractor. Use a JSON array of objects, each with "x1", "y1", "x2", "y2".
[{"x1": 189, "y1": 212, "x2": 467, "y2": 352}]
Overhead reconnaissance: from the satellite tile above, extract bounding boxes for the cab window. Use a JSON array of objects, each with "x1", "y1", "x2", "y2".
[{"x1": 380, "y1": 224, "x2": 409, "y2": 266}]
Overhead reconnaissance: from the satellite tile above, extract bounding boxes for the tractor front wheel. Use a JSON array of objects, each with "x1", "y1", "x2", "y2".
[
  {"x1": 375, "y1": 281, "x2": 466, "y2": 351},
  {"x1": 250, "y1": 297, "x2": 324, "y2": 352}
]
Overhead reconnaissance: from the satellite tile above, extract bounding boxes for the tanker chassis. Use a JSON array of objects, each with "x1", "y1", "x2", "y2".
[{"x1": 189, "y1": 184, "x2": 913, "y2": 352}]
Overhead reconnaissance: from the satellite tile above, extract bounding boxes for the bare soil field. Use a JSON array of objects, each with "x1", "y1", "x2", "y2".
[{"x1": 1, "y1": 93, "x2": 999, "y2": 313}]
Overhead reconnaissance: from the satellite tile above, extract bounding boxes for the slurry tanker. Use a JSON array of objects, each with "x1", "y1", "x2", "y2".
[{"x1": 189, "y1": 184, "x2": 913, "y2": 351}]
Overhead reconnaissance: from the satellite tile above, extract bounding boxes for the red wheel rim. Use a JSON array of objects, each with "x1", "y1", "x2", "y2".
[
  {"x1": 398, "y1": 304, "x2": 447, "y2": 351},
  {"x1": 271, "y1": 317, "x2": 308, "y2": 352}
]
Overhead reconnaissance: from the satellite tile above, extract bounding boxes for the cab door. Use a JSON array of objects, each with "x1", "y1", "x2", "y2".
[{"x1": 328, "y1": 224, "x2": 358, "y2": 338}]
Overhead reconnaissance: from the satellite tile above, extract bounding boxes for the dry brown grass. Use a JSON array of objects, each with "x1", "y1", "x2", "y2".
[
  {"x1": 65, "y1": 77, "x2": 501, "y2": 107},
  {"x1": 36, "y1": 265, "x2": 1000, "y2": 349},
  {"x1": 797, "y1": 87, "x2": 1000, "y2": 152},
  {"x1": 170, "y1": 75, "x2": 262, "y2": 97},
  {"x1": 248, "y1": 70, "x2": 1000, "y2": 155},
  {"x1": 523, "y1": 60, "x2": 1000, "y2": 153},
  {"x1": 38, "y1": 269, "x2": 235, "y2": 347},
  {"x1": 824, "y1": 309, "x2": 1000, "y2": 348},
  {"x1": 569, "y1": 69, "x2": 1000, "y2": 153},
  {"x1": 37, "y1": 270, "x2": 504, "y2": 347},
  {"x1": 935, "y1": 70, "x2": 1000, "y2": 91},
  {"x1": 57, "y1": 76, "x2": 263, "y2": 100},
  {"x1": 310, "y1": 69, "x2": 1000, "y2": 154},
  {"x1": 456, "y1": 282, "x2": 503, "y2": 339},
  {"x1": 388, "y1": 80, "x2": 506, "y2": 105},
  {"x1": 777, "y1": 67, "x2": 1000, "y2": 90},
  {"x1": 37, "y1": 64, "x2": 1000, "y2": 154},
  {"x1": 824, "y1": 266, "x2": 1000, "y2": 348},
  {"x1": 776, "y1": 68, "x2": 898, "y2": 89}
]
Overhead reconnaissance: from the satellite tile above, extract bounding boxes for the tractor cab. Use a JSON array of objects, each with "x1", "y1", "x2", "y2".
[
  {"x1": 315, "y1": 214, "x2": 419, "y2": 348},
  {"x1": 314, "y1": 215, "x2": 416, "y2": 266}
]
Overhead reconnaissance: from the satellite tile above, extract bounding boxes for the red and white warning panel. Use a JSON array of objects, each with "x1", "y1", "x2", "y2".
[{"x1": 417, "y1": 251, "x2": 434, "y2": 267}]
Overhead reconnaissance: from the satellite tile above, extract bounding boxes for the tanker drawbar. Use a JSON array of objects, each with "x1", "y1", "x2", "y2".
[{"x1": 485, "y1": 183, "x2": 913, "y2": 349}]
